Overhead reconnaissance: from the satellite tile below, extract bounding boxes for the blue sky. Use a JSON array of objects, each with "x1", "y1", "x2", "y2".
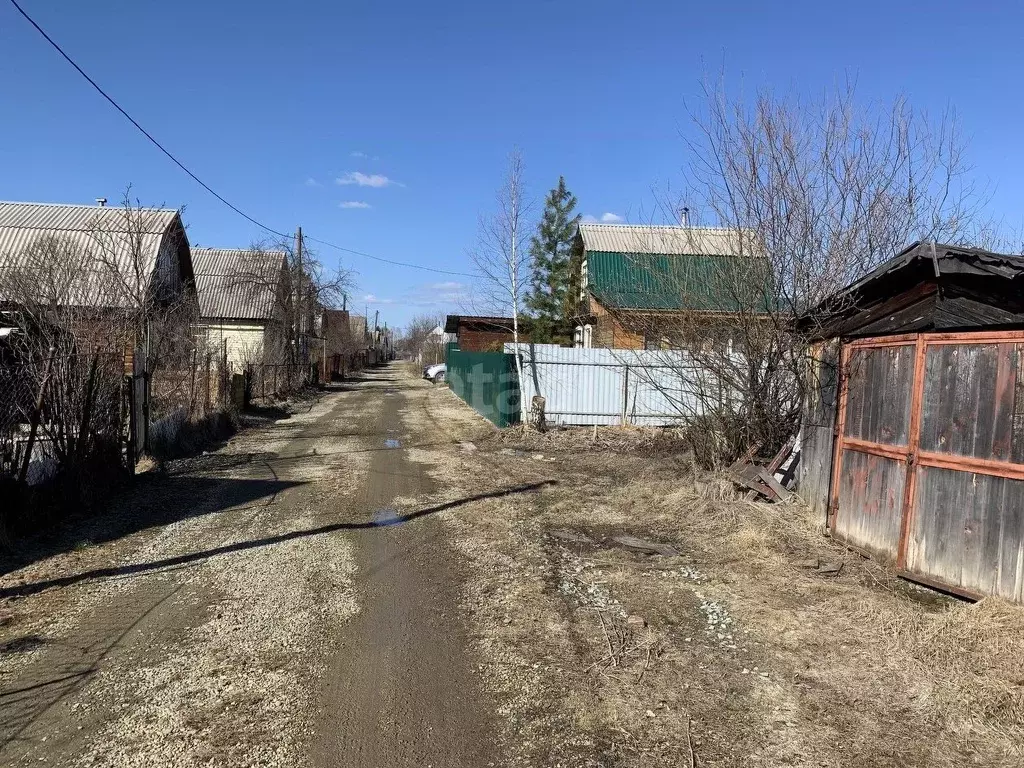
[{"x1": 2, "y1": 0, "x2": 1023, "y2": 329}]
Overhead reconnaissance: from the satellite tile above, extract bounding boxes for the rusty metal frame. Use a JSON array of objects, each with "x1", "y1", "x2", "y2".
[
  {"x1": 826, "y1": 343, "x2": 851, "y2": 531},
  {"x1": 923, "y1": 330, "x2": 1024, "y2": 344},
  {"x1": 840, "y1": 437, "x2": 908, "y2": 461},
  {"x1": 830, "y1": 329, "x2": 1024, "y2": 599},
  {"x1": 895, "y1": 570, "x2": 986, "y2": 602},
  {"x1": 845, "y1": 334, "x2": 919, "y2": 348},
  {"x1": 895, "y1": 335, "x2": 928, "y2": 569}
]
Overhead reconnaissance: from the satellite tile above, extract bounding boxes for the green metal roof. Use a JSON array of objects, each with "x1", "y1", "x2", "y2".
[{"x1": 587, "y1": 250, "x2": 769, "y2": 312}]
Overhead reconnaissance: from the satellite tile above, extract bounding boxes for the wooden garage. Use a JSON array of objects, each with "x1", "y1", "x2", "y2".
[{"x1": 798, "y1": 242, "x2": 1024, "y2": 601}]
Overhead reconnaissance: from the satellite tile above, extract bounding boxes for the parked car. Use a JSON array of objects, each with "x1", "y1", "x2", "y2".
[{"x1": 422, "y1": 362, "x2": 446, "y2": 383}]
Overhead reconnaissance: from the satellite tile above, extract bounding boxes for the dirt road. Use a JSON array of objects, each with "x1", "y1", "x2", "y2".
[{"x1": 0, "y1": 365, "x2": 505, "y2": 767}]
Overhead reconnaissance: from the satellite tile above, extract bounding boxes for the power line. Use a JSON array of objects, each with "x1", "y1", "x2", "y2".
[
  {"x1": 7, "y1": 0, "x2": 290, "y2": 240},
  {"x1": 302, "y1": 234, "x2": 474, "y2": 277},
  {"x1": 8, "y1": 0, "x2": 475, "y2": 279}
]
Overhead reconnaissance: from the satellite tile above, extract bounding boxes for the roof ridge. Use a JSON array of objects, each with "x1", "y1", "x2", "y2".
[
  {"x1": 0, "y1": 199, "x2": 178, "y2": 213},
  {"x1": 191, "y1": 246, "x2": 287, "y2": 254},
  {"x1": 579, "y1": 222, "x2": 749, "y2": 231}
]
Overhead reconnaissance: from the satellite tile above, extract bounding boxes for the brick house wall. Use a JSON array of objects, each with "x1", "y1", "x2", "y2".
[{"x1": 455, "y1": 320, "x2": 531, "y2": 352}]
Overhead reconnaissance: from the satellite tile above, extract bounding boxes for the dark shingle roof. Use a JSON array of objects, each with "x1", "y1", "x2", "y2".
[
  {"x1": 192, "y1": 248, "x2": 285, "y2": 321},
  {"x1": 801, "y1": 242, "x2": 1024, "y2": 339}
]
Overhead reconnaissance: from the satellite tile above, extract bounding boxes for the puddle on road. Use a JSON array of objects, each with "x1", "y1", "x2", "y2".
[
  {"x1": 384, "y1": 439, "x2": 401, "y2": 449},
  {"x1": 371, "y1": 508, "x2": 403, "y2": 526}
]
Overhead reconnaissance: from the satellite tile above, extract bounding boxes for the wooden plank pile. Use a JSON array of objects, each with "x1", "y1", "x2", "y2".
[{"x1": 728, "y1": 437, "x2": 800, "y2": 502}]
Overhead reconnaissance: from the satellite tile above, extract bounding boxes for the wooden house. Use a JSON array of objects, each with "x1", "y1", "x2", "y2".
[{"x1": 570, "y1": 222, "x2": 765, "y2": 349}]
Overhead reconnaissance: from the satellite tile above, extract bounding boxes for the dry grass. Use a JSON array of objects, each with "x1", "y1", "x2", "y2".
[
  {"x1": 402, "y1": 370, "x2": 1024, "y2": 768},
  {"x1": 495, "y1": 423, "x2": 697, "y2": 458}
]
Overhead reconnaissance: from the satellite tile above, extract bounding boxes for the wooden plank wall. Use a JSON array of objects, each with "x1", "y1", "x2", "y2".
[
  {"x1": 906, "y1": 466, "x2": 1024, "y2": 602},
  {"x1": 797, "y1": 340, "x2": 839, "y2": 518}
]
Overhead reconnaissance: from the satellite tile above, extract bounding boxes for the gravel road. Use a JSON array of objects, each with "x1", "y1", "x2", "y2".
[{"x1": 0, "y1": 364, "x2": 500, "y2": 767}]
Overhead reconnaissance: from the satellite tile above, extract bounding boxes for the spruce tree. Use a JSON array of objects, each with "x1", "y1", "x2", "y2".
[{"x1": 526, "y1": 177, "x2": 580, "y2": 343}]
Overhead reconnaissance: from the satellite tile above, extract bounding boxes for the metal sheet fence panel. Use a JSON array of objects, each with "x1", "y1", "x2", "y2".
[
  {"x1": 505, "y1": 344, "x2": 727, "y2": 427},
  {"x1": 447, "y1": 347, "x2": 520, "y2": 428}
]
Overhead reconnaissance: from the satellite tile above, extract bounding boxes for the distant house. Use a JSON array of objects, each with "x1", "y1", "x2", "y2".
[
  {"x1": 418, "y1": 324, "x2": 454, "y2": 363},
  {"x1": 348, "y1": 314, "x2": 370, "y2": 368},
  {"x1": 322, "y1": 308, "x2": 358, "y2": 378},
  {"x1": 192, "y1": 248, "x2": 288, "y2": 369},
  {"x1": 570, "y1": 222, "x2": 763, "y2": 349},
  {"x1": 444, "y1": 315, "x2": 531, "y2": 352}
]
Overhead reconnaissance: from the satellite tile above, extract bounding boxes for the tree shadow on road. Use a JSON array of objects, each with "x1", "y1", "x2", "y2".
[
  {"x1": 0, "y1": 481, "x2": 556, "y2": 599},
  {"x1": 0, "y1": 473, "x2": 305, "y2": 581}
]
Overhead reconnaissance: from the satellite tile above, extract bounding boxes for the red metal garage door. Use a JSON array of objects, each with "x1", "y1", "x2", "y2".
[{"x1": 830, "y1": 332, "x2": 1024, "y2": 602}]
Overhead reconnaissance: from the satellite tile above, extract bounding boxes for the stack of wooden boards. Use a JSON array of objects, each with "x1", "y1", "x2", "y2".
[{"x1": 728, "y1": 437, "x2": 799, "y2": 502}]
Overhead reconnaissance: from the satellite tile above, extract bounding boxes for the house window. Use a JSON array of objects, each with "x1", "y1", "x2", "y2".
[
  {"x1": 580, "y1": 258, "x2": 588, "y2": 301},
  {"x1": 583, "y1": 324, "x2": 593, "y2": 348}
]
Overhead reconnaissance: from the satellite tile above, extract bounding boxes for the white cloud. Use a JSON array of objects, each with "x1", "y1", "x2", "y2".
[
  {"x1": 582, "y1": 212, "x2": 626, "y2": 224},
  {"x1": 339, "y1": 201, "x2": 372, "y2": 209},
  {"x1": 304, "y1": 177, "x2": 321, "y2": 187},
  {"x1": 336, "y1": 171, "x2": 402, "y2": 188},
  {"x1": 360, "y1": 281, "x2": 468, "y2": 311}
]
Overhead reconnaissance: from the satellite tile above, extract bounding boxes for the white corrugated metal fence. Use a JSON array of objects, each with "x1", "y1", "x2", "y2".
[{"x1": 504, "y1": 343, "x2": 735, "y2": 426}]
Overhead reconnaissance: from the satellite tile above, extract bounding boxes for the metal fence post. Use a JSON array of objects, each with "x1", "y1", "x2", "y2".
[{"x1": 621, "y1": 365, "x2": 630, "y2": 426}]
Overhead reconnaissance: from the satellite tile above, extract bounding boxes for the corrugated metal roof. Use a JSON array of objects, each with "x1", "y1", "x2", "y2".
[
  {"x1": 0, "y1": 201, "x2": 177, "y2": 233},
  {"x1": 192, "y1": 248, "x2": 285, "y2": 321},
  {"x1": 578, "y1": 223, "x2": 752, "y2": 256},
  {"x1": 0, "y1": 201, "x2": 184, "y2": 308},
  {"x1": 587, "y1": 251, "x2": 772, "y2": 312}
]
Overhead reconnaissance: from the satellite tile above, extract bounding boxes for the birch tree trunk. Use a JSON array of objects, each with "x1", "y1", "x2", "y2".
[{"x1": 470, "y1": 148, "x2": 532, "y2": 425}]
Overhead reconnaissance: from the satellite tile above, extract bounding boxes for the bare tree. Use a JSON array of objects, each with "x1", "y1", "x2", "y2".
[
  {"x1": 602, "y1": 81, "x2": 992, "y2": 460},
  {"x1": 0, "y1": 192, "x2": 199, "y2": 527},
  {"x1": 470, "y1": 148, "x2": 532, "y2": 422},
  {"x1": 230, "y1": 236, "x2": 355, "y2": 378},
  {"x1": 398, "y1": 313, "x2": 446, "y2": 362}
]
